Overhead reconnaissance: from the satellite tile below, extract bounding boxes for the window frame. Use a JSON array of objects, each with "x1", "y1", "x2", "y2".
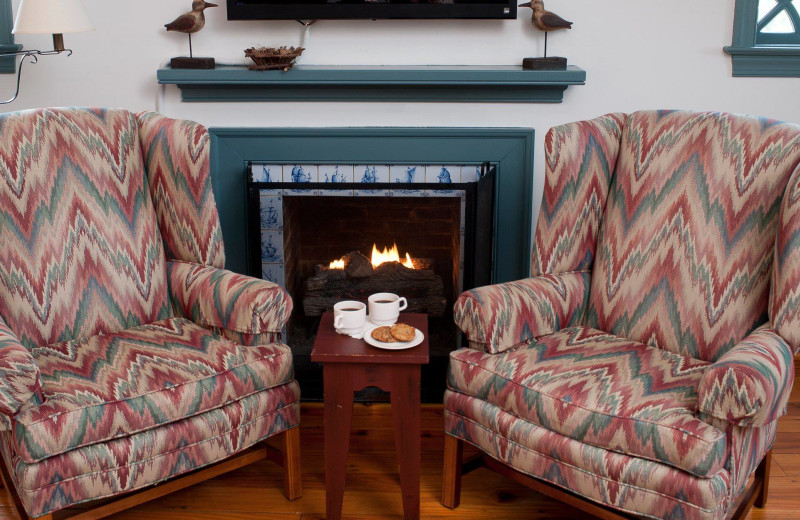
[{"x1": 725, "y1": 0, "x2": 800, "y2": 77}]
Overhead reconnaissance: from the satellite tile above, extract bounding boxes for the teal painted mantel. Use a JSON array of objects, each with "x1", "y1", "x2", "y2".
[{"x1": 157, "y1": 64, "x2": 586, "y2": 103}]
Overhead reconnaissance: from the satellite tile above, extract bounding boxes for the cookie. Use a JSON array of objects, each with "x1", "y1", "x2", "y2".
[
  {"x1": 390, "y1": 323, "x2": 416, "y2": 342},
  {"x1": 371, "y1": 326, "x2": 396, "y2": 343}
]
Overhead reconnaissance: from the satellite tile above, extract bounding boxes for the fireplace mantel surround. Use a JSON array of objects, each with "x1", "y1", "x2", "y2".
[{"x1": 209, "y1": 127, "x2": 534, "y2": 284}]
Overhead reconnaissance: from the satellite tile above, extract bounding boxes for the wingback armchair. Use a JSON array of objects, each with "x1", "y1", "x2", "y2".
[
  {"x1": 0, "y1": 108, "x2": 301, "y2": 519},
  {"x1": 443, "y1": 110, "x2": 800, "y2": 520}
]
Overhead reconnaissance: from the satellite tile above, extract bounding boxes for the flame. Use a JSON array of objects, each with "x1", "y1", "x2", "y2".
[
  {"x1": 372, "y1": 243, "x2": 415, "y2": 269},
  {"x1": 329, "y1": 259, "x2": 345, "y2": 269}
]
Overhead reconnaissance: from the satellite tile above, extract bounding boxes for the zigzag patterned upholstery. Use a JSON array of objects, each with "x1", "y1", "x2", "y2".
[
  {"x1": 0, "y1": 108, "x2": 299, "y2": 517},
  {"x1": 449, "y1": 110, "x2": 800, "y2": 520}
]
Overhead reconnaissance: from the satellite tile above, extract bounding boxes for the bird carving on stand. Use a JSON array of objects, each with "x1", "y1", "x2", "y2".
[
  {"x1": 518, "y1": 0, "x2": 572, "y2": 69},
  {"x1": 165, "y1": 0, "x2": 218, "y2": 69}
]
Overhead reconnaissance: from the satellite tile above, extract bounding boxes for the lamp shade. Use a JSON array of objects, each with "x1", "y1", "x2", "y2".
[{"x1": 12, "y1": 0, "x2": 94, "y2": 34}]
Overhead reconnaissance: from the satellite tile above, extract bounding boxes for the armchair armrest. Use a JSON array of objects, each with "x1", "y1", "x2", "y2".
[
  {"x1": 453, "y1": 271, "x2": 590, "y2": 354},
  {"x1": 0, "y1": 318, "x2": 41, "y2": 428},
  {"x1": 167, "y1": 261, "x2": 293, "y2": 345},
  {"x1": 698, "y1": 328, "x2": 795, "y2": 427}
]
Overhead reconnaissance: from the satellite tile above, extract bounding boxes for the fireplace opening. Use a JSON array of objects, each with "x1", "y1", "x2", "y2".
[{"x1": 247, "y1": 164, "x2": 495, "y2": 402}]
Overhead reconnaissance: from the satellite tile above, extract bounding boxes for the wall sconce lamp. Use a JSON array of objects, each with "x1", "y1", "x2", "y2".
[{"x1": 0, "y1": 0, "x2": 92, "y2": 104}]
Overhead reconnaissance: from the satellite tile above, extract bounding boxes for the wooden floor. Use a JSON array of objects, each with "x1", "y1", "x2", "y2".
[{"x1": 2, "y1": 383, "x2": 798, "y2": 519}]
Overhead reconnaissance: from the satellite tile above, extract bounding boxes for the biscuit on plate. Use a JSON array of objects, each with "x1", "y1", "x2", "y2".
[
  {"x1": 371, "y1": 326, "x2": 396, "y2": 343},
  {"x1": 390, "y1": 323, "x2": 416, "y2": 342}
]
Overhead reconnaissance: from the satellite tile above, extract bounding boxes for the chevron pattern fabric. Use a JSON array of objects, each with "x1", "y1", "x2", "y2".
[
  {"x1": 0, "y1": 318, "x2": 40, "y2": 425},
  {"x1": 137, "y1": 111, "x2": 225, "y2": 268},
  {"x1": 453, "y1": 272, "x2": 590, "y2": 354},
  {"x1": 698, "y1": 327, "x2": 795, "y2": 427},
  {"x1": 587, "y1": 111, "x2": 800, "y2": 362},
  {"x1": 448, "y1": 326, "x2": 726, "y2": 477},
  {"x1": 0, "y1": 108, "x2": 171, "y2": 350},
  {"x1": 12, "y1": 317, "x2": 294, "y2": 463},
  {"x1": 533, "y1": 113, "x2": 627, "y2": 275},
  {"x1": 444, "y1": 391, "x2": 731, "y2": 520},
  {"x1": 2, "y1": 384, "x2": 300, "y2": 518},
  {"x1": 771, "y1": 165, "x2": 800, "y2": 353},
  {"x1": 168, "y1": 260, "x2": 293, "y2": 335}
]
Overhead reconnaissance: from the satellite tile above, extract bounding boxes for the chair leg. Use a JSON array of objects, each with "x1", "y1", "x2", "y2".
[
  {"x1": 755, "y1": 450, "x2": 772, "y2": 508},
  {"x1": 281, "y1": 427, "x2": 302, "y2": 501},
  {"x1": 442, "y1": 434, "x2": 463, "y2": 509}
]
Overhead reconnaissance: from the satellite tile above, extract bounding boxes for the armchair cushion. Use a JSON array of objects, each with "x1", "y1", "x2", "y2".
[
  {"x1": 453, "y1": 271, "x2": 590, "y2": 354},
  {"x1": 698, "y1": 328, "x2": 795, "y2": 427},
  {"x1": 3, "y1": 382, "x2": 300, "y2": 518},
  {"x1": 12, "y1": 317, "x2": 294, "y2": 463},
  {"x1": 167, "y1": 261, "x2": 293, "y2": 336},
  {"x1": 0, "y1": 319, "x2": 41, "y2": 425},
  {"x1": 447, "y1": 326, "x2": 727, "y2": 477}
]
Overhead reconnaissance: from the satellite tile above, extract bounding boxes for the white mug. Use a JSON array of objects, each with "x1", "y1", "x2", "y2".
[
  {"x1": 368, "y1": 293, "x2": 408, "y2": 326},
  {"x1": 333, "y1": 301, "x2": 367, "y2": 333}
]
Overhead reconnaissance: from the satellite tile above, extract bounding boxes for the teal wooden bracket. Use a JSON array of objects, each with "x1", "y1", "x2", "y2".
[
  {"x1": 725, "y1": 0, "x2": 800, "y2": 76},
  {"x1": 0, "y1": 0, "x2": 21, "y2": 74},
  {"x1": 158, "y1": 65, "x2": 586, "y2": 103},
  {"x1": 208, "y1": 127, "x2": 535, "y2": 283}
]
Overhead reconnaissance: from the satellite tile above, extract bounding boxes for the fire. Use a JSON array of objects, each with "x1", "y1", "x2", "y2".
[
  {"x1": 329, "y1": 259, "x2": 345, "y2": 269},
  {"x1": 372, "y1": 243, "x2": 415, "y2": 269}
]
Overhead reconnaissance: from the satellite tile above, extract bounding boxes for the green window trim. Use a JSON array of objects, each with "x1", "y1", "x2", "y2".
[
  {"x1": 0, "y1": 0, "x2": 20, "y2": 74},
  {"x1": 725, "y1": 0, "x2": 800, "y2": 77}
]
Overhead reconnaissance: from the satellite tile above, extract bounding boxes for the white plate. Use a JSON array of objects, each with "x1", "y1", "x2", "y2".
[{"x1": 363, "y1": 323, "x2": 424, "y2": 350}]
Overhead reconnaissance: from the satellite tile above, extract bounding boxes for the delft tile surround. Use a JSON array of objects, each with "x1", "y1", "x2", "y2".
[{"x1": 254, "y1": 164, "x2": 480, "y2": 292}]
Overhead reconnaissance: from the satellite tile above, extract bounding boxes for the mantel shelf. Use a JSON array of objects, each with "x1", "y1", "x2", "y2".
[{"x1": 156, "y1": 64, "x2": 586, "y2": 103}]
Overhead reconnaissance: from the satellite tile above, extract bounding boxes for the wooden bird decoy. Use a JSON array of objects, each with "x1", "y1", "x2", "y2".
[
  {"x1": 165, "y1": 0, "x2": 218, "y2": 69},
  {"x1": 519, "y1": 0, "x2": 572, "y2": 69}
]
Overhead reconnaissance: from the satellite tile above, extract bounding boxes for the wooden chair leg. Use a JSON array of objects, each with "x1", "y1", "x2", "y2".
[
  {"x1": 281, "y1": 427, "x2": 302, "y2": 501},
  {"x1": 442, "y1": 434, "x2": 463, "y2": 509},
  {"x1": 755, "y1": 450, "x2": 772, "y2": 508}
]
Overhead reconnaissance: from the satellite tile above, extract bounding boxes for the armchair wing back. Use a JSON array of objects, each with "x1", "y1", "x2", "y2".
[
  {"x1": 137, "y1": 111, "x2": 226, "y2": 268},
  {"x1": 586, "y1": 110, "x2": 800, "y2": 362},
  {"x1": 0, "y1": 108, "x2": 171, "y2": 350}
]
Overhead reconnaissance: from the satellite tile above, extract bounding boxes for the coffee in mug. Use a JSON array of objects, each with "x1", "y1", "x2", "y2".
[
  {"x1": 333, "y1": 301, "x2": 367, "y2": 333},
  {"x1": 368, "y1": 293, "x2": 408, "y2": 325}
]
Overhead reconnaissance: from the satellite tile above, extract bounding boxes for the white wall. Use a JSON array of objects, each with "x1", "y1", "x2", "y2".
[{"x1": 4, "y1": 0, "x2": 800, "y2": 225}]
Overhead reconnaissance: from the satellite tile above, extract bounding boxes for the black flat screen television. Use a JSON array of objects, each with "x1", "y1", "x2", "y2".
[{"x1": 227, "y1": 0, "x2": 517, "y2": 20}]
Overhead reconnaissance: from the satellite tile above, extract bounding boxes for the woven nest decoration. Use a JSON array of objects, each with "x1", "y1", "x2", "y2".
[{"x1": 245, "y1": 46, "x2": 305, "y2": 71}]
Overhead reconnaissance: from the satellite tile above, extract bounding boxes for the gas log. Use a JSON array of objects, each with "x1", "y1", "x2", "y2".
[{"x1": 303, "y1": 251, "x2": 446, "y2": 317}]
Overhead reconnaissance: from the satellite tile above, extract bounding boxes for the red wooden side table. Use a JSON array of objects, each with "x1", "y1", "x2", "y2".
[{"x1": 311, "y1": 312, "x2": 430, "y2": 520}]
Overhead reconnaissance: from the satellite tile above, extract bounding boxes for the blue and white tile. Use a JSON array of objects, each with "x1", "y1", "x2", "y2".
[
  {"x1": 391, "y1": 165, "x2": 423, "y2": 184},
  {"x1": 319, "y1": 165, "x2": 354, "y2": 196},
  {"x1": 261, "y1": 263, "x2": 286, "y2": 288},
  {"x1": 390, "y1": 165, "x2": 424, "y2": 196},
  {"x1": 320, "y1": 164, "x2": 353, "y2": 183},
  {"x1": 355, "y1": 189, "x2": 389, "y2": 197},
  {"x1": 426, "y1": 165, "x2": 460, "y2": 183},
  {"x1": 253, "y1": 164, "x2": 283, "y2": 194},
  {"x1": 461, "y1": 165, "x2": 482, "y2": 184},
  {"x1": 260, "y1": 194, "x2": 283, "y2": 229},
  {"x1": 284, "y1": 164, "x2": 318, "y2": 195},
  {"x1": 355, "y1": 164, "x2": 390, "y2": 184},
  {"x1": 261, "y1": 230, "x2": 284, "y2": 263},
  {"x1": 426, "y1": 165, "x2": 461, "y2": 196}
]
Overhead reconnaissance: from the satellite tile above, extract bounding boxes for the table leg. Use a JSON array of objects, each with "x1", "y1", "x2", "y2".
[
  {"x1": 324, "y1": 365, "x2": 354, "y2": 520},
  {"x1": 390, "y1": 365, "x2": 421, "y2": 520}
]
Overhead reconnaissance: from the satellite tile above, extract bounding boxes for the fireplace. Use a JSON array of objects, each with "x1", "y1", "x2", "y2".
[{"x1": 246, "y1": 163, "x2": 495, "y2": 401}]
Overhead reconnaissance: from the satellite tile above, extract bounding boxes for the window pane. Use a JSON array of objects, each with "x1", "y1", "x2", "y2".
[
  {"x1": 759, "y1": 0, "x2": 778, "y2": 19},
  {"x1": 762, "y1": 9, "x2": 795, "y2": 32}
]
